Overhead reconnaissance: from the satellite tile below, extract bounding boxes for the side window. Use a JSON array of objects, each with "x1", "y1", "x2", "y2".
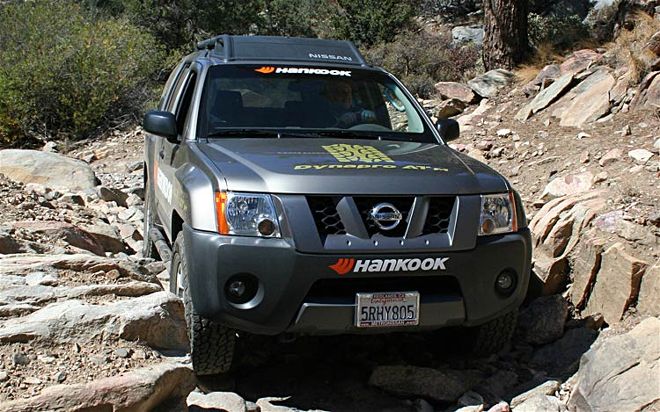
[
  {"x1": 166, "y1": 66, "x2": 191, "y2": 114},
  {"x1": 175, "y1": 72, "x2": 197, "y2": 135}
]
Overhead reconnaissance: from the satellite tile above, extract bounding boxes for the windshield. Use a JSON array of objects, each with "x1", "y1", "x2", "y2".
[{"x1": 198, "y1": 65, "x2": 436, "y2": 142}]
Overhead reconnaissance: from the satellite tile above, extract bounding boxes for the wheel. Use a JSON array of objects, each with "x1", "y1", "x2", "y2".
[
  {"x1": 142, "y1": 181, "x2": 160, "y2": 259},
  {"x1": 170, "y1": 233, "x2": 236, "y2": 376},
  {"x1": 464, "y1": 309, "x2": 518, "y2": 356}
]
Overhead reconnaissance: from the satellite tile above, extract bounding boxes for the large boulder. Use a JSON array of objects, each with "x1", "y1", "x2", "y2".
[
  {"x1": 541, "y1": 172, "x2": 594, "y2": 201},
  {"x1": 468, "y1": 69, "x2": 516, "y2": 99},
  {"x1": 0, "y1": 291, "x2": 188, "y2": 350},
  {"x1": 637, "y1": 265, "x2": 659, "y2": 316},
  {"x1": 584, "y1": 243, "x2": 648, "y2": 323},
  {"x1": 368, "y1": 365, "x2": 483, "y2": 402},
  {"x1": 434, "y1": 82, "x2": 477, "y2": 104},
  {"x1": 583, "y1": 0, "x2": 623, "y2": 42},
  {"x1": 0, "y1": 361, "x2": 194, "y2": 412},
  {"x1": 559, "y1": 69, "x2": 615, "y2": 127},
  {"x1": 452, "y1": 25, "x2": 484, "y2": 45},
  {"x1": 515, "y1": 73, "x2": 574, "y2": 121},
  {"x1": 530, "y1": 327, "x2": 598, "y2": 377},
  {"x1": 569, "y1": 235, "x2": 606, "y2": 309},
  {"x1": 0, "y1": 149, "x2": 98, "y2": 192},
  {"x1": 10, "y1": 221, "x2": 105, "y2": 256},
  {"x1": 569, "y1": 317, "x2": 660, "y2": 411}
]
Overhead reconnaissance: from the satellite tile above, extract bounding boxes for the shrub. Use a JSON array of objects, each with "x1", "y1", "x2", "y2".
[
  {"x1": 364, "y1": 30, "x2": 480, "y2": 98},
  {"x1": 528, "y1": 12, "x2": 590, "y2": 49},
  {"x1": 331, "y1": 0, "x2": 418, "y2": 46},
  {"x1": 0, "y1": 0, "x2": 163, "y2": 145}
]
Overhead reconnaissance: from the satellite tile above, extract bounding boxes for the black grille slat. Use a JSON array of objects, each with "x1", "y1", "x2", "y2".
[
  {"x1": 353, "y1": 197, "x2": 414, "y2": 238},
  {"x1": 307, "y1": 197, "x2": 346, "y2": 239},
  {"x1": 422, "y1": 197, "x2": 455, "y2": 235}
]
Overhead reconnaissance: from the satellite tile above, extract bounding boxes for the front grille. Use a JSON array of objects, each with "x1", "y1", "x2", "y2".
[
  {"x1": 305, "y1": 276, "x2": 462, "y2": 303},
  {"x1": 307, "y1": 196, "x2": 346, "y2": 238},
  {"x1": 353, "y1": 196, "x2": 414, "y2": 237},
  {"x1": 422, "y1": 197, "x2": 455, "y2": 235}
]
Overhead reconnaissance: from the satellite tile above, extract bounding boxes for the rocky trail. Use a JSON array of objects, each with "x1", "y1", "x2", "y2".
[{"x1": 0, "y1": 32, "x2": 659, "y2": 412}]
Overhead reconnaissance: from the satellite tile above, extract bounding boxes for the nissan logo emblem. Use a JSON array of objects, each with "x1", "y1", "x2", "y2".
[{"x1": 369, "y1": 203, "x2": 403, "y2": 231}]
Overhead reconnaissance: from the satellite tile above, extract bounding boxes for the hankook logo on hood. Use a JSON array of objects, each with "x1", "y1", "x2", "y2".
[
  {"x1": 328, "y1": 257, "x2": 449, "y2": 276},
  {"x1": 254, "y1": 66, "x2": 351, "y2": 76}
]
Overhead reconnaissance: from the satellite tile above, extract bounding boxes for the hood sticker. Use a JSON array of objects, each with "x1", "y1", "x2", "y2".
[
  {"x1": 255, "y1": 66, "x2": 351, "y2": 77},
  {"x1": 293, "y1": 144, "x2": 448, "y2": 172}
]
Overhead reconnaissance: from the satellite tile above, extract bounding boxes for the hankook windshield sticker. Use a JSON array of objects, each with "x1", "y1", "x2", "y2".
[{"x1": 255, "y1": 66, "x2": 351, "y2": 76}]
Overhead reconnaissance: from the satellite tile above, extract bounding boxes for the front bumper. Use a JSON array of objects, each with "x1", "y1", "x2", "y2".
[{"x1": 183, "y1": 224, "x2": 532, "y2": 335}]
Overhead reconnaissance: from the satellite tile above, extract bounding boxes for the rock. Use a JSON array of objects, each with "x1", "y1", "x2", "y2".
[
  {"x1": 457, "y1": 99, "x2": 492, "y2": 131},
  {"x1": 82, "y1": 222, "x2": 126, "y2": 254},
  {"x1": 584, "y1": 243, "x2": 648, "y2": 323},
  {"x1": 24, "y1": 377, "x2": 42, "y2": 385},
  {"x1": 12, "y1": 353, "x2": 30, "y2": 366},
  {"x1": 452, "y1": 25, "x2": 484, "y2": 45},
  {"x1": 487, "y1": 402, "x2": 510, "y2": 412},
  {"x1": 98, "y1": 186, "x2": 129, "y2": 208},
  {"x1": 541, "y1": 172, "x2": 594, "y2": 200},
  {"x1": 633, "y1": 71, "x2": 660, "y2": 109},
  {"x1": 458, "y1": 391, "x2": 484, "y2": 407},
  {"x1": 599, "y1": 148, "x2": 622, "y2": 166},
  {"x1": 569, "y1": 236, "x2": 606, "y2": 309},
  {"x1": 559, "y1": 70, "x2": 615, "y2": 127},
  {"x1": 516, "y1": 73, "x2": 574, "y2": 121},
  {"x1": 0, "y1": 362, "x2": 194, "y2": 412},
  {"x1": 369, "y1": 365, "x2": 483, "y2": 402},
  {"x1": 496, "y1": 128, "x2": 512, "y2": 138},
  {"x1": 531, "y1": 327, "x2": 599, "y2": 377},
  {"x1": 187, "y1": 391, "x2": 247, "y2": 411},
  {"x1": 584, "y1": 1, "x2": 623, "y2": 42},
  {"x1": 592, "y1": 171, "x2": 607, "y2": 184},
  {"x1": 435, "y1": 98, "x2": 468, "y2": 118},
  {"x1": 569, "y1": 318, "x2": 660, "y2": 411},
  {"x1": 648, "y1": 31, "x2": 660, "y2": 56},
  {"x1": 468, "y1": 69, "x2": 516, "y2": 99},
  {"x1": 255, "y1": 397, "x2": 299, "y2": 412},
  {"x1": 0, "y1": 149, "x2": 98, "y2": 192},
  {"x1": 517, "y1": 295, "x2": 568, "y2": 345},
  {"x1": 512, "y1": 395, "x2": 563, "y2": 412},
  {"x1": 434, "y1": 82, "x2": 476, "y2": 104},
  {"x1": 559, "y1": 50, "x2": 602, "y2": 75},
  {"x1": 532, "y1": 254, "x2": 568, "y2": 296},
  {"x1": 628, "y1": 148, "x2": 654, "y2": 164},
  {"x1": 510, "y1": 380, "x2": 561, "y2": 409},
  {"x1": 0, "y1": 371, "x2": 8, "y2": 382},
  {"x1": 0, "y1": 228, "x2": 25, "y2": 254},
  {"x1": 10, "y1": 221, "x2": 105, "y2": 256},
  {"x1": 114, "y1": 348, "x2": 131, "y2": 359},
  {"x1": 635, "y1": 265, "x2": 659, "y2": 316},
  {"x1": 0, "y1": 292, "x2": 188, "y2": 350}
]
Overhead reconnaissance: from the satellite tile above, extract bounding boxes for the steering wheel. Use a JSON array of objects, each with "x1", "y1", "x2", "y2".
[{"x1": 347, "y1": 123, "x2": 392, "y2": 132}]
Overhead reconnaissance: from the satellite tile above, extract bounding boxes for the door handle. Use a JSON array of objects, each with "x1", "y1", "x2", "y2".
[{"x1": 159, "y1": 148, "x2": 165, "y2": 159}]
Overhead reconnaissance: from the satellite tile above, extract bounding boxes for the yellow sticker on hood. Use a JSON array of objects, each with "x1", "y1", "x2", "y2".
[{"x1": 322, "y1": 144, "x2": 393, "y2": 163}]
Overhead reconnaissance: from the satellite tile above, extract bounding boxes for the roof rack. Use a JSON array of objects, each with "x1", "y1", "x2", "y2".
[{"x1": 196, "y1": 34, "x2": 367, "y2": 66}]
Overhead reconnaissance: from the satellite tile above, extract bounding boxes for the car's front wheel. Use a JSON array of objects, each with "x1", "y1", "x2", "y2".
[
  {"x1": 465, "y1": 309, "x2": 518, "y2": 356},
  {"x1": 170, "y1": 233, "x2": 236, "y2": 376}
]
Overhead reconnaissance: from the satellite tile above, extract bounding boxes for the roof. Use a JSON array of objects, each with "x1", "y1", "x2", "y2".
[{"x1": 196, "y1": 35, "x2": 367, "y2": 66}]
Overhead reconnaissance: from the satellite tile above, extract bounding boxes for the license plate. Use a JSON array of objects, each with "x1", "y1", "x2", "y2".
[{"x1": 355, "y1": 292, "x2": 420, "y2": 328}]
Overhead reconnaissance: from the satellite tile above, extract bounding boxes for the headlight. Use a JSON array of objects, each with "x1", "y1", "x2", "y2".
[
  {"x1": 215, "y1": 192, "x2": 281, "y2": 237},
  {"x1": 478, "y1": 193, "x2": 518, "y2": 236}
]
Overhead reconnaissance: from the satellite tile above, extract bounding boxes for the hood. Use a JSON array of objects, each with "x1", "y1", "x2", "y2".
[{"x1": 198, "y1": 138, "x2": 508, "y2": 195}]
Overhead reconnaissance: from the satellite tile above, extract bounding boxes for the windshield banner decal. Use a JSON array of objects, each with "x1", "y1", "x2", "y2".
[{"x1": 255, "y1": 66, "x2": 351, "y2": 77}]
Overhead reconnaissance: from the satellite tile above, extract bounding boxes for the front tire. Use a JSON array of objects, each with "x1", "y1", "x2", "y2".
[
  {"x1": 465, "y1": 309, "x2": 518, "y2": 356},
  {"x1": 171, "y1": 233, "x2": 236, "y2": 375}
]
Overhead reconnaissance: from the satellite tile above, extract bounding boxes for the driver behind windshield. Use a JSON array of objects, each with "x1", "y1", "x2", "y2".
[{"x1": 324, "y1": 80, "x2": 376, "y2": 128}]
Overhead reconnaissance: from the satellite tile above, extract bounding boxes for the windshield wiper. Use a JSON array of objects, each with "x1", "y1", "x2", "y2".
[{"x1": 205, "y1": 129, "x2": 323, "y2": 139}]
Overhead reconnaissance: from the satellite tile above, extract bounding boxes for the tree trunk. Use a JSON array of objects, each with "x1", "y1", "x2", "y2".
[{"x1": 483, "y1": 0, "x2": 530, "y2": 71}]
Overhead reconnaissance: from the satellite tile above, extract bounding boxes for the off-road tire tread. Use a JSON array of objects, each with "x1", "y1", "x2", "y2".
[
  {"x1": 172, "y1": 234, "x2": 235, "y2": 376},
  {"x1": 469, "y1": 309, "x2": 518, "y2": 356}
]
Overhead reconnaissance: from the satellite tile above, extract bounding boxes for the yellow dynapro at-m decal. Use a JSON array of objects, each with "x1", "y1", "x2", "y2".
[{"x1": 322, "y1": 144, "x2": 394, "y2": 163}]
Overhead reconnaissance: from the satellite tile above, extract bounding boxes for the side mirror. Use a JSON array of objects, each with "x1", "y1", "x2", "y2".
[
  {"x1": 143, "y1": 110, "x2": 178, "y2": 143},
  {"x1": 436, "y1": 118, "x2": 460, "y2": 142}
]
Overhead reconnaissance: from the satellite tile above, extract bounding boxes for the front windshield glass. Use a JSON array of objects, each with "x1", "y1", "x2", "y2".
[{"x1": 198, "y1": 65, "x2": 436, "y2": 142}]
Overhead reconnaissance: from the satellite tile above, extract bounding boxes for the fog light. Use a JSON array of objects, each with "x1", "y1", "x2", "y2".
[
  {"x1": 257, "y1": 218, "x2": 276, "y2": 236},
  {"x1": 495, "y1": 270, "x2": 516, "y2": 295},
  {"x1": 225, "y1": 273, "x2": 259, "y2": 304}
]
